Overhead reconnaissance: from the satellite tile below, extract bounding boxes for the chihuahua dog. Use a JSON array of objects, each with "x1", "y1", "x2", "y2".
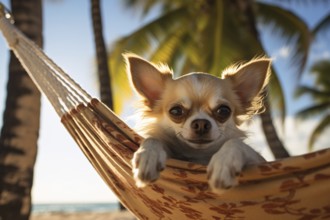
[{"x1": 125, "y1": 54, "x2": 269, "y2": 192}]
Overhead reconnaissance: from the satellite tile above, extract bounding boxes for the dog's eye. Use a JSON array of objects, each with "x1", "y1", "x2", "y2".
[
  {"x1": 169, "y1": 106, "x2": 185, "y2": 117},
  {"x1": 215, "y1": 105, "x2": 231, "y2": 122}
]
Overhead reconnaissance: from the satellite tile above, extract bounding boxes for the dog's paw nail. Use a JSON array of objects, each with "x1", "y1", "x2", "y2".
[
  {"x1": 150, "y1": 178, "x2": 158, "y2": 183},
  {"x1": 140, "y1": 172, "x2": 149, "y2": 181},
  {"x1": 223, "y1": 184, "x2": 232, "y2": 190},
  {"x1": 157, "y1": 162, "x2": 165, "y2": 171},
  {"x1": 214, "y1": 179, "x2": 223, "y2": 189},
  {"x1": 207, "y1": 170, "x2": 213, "y2": 180},
  {"x1": 213, "y1": 179, "x2": 232, "y2": 190},
  {"x1": 132, "y1": 155, "x2": 141, "y2": 169}
]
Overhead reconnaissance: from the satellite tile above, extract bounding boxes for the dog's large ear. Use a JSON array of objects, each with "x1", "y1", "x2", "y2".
[
  {"x1": 224, "y1": 58, "x2": 271, "y2": 112},
  {"x1": 124, "y1": 53, "x2": 172, "y2": 105}
]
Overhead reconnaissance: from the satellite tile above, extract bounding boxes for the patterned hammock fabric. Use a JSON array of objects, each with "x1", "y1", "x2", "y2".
[
  {"x1": 63, "y1": 99, "x2": 330, "y2": 220},
  {"x1": 1, "y1": 5, "x2": 330, "y2": 219}
]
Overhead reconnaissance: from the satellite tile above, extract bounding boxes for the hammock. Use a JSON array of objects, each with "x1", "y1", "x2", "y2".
[{"x1": 1, "y1": 7, "x2": 330, "y2": 219}]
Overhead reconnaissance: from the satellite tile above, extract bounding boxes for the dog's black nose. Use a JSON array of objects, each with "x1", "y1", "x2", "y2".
[{"x1": 191, "y1": 119, "x2": 211, "y2": 135}]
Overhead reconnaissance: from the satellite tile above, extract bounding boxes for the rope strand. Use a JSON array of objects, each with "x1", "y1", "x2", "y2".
[{"x1": 0, "y1": 9, "x2": 92, "y2": 116}]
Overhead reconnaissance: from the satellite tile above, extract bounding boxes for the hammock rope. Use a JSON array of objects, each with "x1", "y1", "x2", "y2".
[
  {"x1": 1, "y1": 6, "x2": 330, "y2": 219},
  {"x1": 0, "y1": 5, "x2": 91, "y2": 115}
]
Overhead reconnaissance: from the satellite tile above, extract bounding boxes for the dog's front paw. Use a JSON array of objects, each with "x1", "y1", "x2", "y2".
[
  {"x1": 132, "y1": 139, "x2": 167, "y2": 187},
  {"x1": 207, "y1": 139, "x2": 245, "y2": 192}
]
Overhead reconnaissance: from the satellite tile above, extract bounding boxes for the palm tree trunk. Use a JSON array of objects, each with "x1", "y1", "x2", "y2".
[
  {"x1": 260, "y1": 95, "x2": 290, "y2": 159},
  {"x1": 0, "y1": 0, "x2": 43, "y2": 219},
  {"x1": 232, "y1": 0, "x2": 290, "y2": 159},
  {"x1": 91, "y1": 0, "x2": 113, "y2": 109},
  {"x1": 90, "y1": 0, "x2": 126, "y2": 210}
]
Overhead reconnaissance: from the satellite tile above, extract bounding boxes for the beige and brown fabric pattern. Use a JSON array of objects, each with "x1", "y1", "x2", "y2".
[
  {"x1": 62, "y1": 99, "x2": 330, "y2": 220},
  {"x1": 2, "y1": 10, "x2": 327, "y2": 219}
]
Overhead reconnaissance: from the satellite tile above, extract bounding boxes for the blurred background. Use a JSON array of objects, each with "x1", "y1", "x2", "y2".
[{"x1": 0, "y1": 0, "x2": 329, "y2": 219}]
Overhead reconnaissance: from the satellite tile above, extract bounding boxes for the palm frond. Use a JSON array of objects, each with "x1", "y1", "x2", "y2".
[
  {"x1": 268, "y1": 66, "x2": 287, "y2": 125},
  {"x1": 179, "y1": 56, "x2": 194, "y2": 76},
  {"x1": 108, "y1": 7, "x2": 189, "y2": 113},
  {"x1": 296, "y1": 103, "x2": 330, "y2": 119},
  {"x1": 310, "y1": 60, "x2": 330, "y2": 88},
  {"x1": 149, "y1": 27, "x2": 187, "y2": 64},
  {"x1": 122, "y1": 0, "x2": 162, "y2": 16},
  {"x1": 256, "y1": 2, "x2": 311, "y2": 75},
  {"x1": 312, "y1": 13, "x2": 330, "y2": 37},
  {"x1": 295, "y1": 86, "x2": 330, "y2": 99},
  {"x1": 110, "y1": 6, "x2": 188, "y2": 74},
  {"x1": 308, "y1": 114, "x2": 330, "y2": 150},
  {"x1": 180, "y1": 35, "x2": 206, "y2": 70},
  {"x1": 110, "y1": 6, "x2": 188, "y2": 66},
  {"x1": 209, "y1": 0, "x2": 224, "y2": 75},
  {"x1": 201, "y1": 2, "x2": 264, "y2": 75}
]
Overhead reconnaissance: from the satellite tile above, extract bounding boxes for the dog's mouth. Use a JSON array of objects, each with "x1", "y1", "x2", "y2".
[
  {"x1": 187, "y1": 139, "x2": 213, "y2": 145},
  {"x1": 185, "y1": 138, "x2": 216, "y2": 149},
  {"x1": 177, "y1": 133, "x2": 215, "y2": 149}
]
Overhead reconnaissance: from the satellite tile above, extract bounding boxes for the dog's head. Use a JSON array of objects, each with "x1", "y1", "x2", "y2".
[{"x1": 125, "y1": 54, "x2": 271, "y2": 150}]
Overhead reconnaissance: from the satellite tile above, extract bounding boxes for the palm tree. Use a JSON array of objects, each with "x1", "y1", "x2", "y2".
[
  {"x1": 294, "y1": 9, "x2": 330, "y2": 150},
  {"x1": 0, "y1": 0, "x2": 43, "y2": 219},
  {"x1": 109, "y1": 0, "x2": 312, "y2": 158},
  {"x1": 91, "y1": 0, "x2": 114, "y2": 109},
  {"x1": 90, "y1": 0, "x2": 130, "y2": 210},
  {"x1": 295, "y1": 60, "x2": 330, "y2": 150}
]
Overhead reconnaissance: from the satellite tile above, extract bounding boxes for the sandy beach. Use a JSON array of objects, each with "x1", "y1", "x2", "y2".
[{"x1": 31, "y1": 211, "x2": 136, "y2": 220}]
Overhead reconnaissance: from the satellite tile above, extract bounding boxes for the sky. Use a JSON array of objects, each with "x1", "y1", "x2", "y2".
[{"x1": 0, "y1": 0, "x2": 329, "y2": 204}]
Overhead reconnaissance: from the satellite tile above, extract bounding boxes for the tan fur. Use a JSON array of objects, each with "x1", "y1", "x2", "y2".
[
  {"x1": 222, "y1": 58, "x2": 271, "y2": 123},
  {"x1": 125, "y1": 54, "x2": 269, "y2": 191}
]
